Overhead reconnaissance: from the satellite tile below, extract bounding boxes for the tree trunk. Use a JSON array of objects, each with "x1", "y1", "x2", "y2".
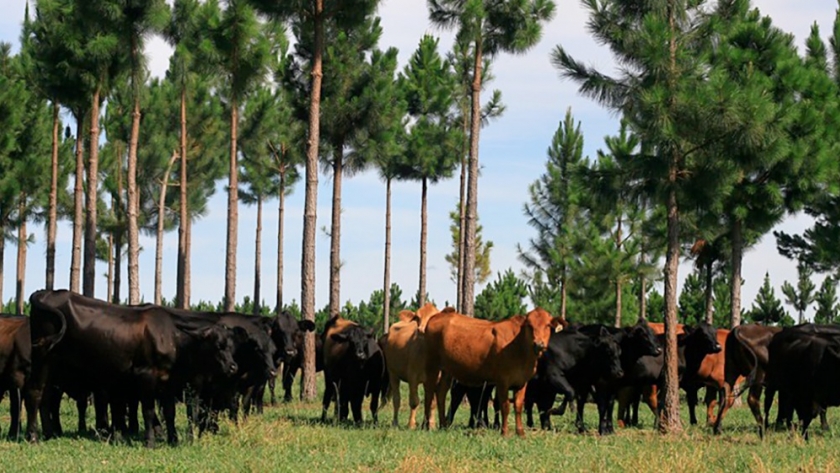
[
  {"x1": 107, "y1": 231, "x2": 113, "y2": 303},
  {"x1": 83, "y1": 86, "x2": 102, "y2": 298},
  {"x1": 176, "y1": 86, "x2": 189, "y2": 309},
  {"x1": 185, "y1": 216, "x2": 192, "y2": 307},
  {"x1": 16, "y1": 193, "x2": 26, "y2": 315},
  {"x1": 615, "y1": 219, "x2": 623, "y2": 327},
  {"x1": 127, "y1": 36, "x2": 142, "y2": 305},
  {"x1": 0, "y1": 235, "x2": 4, "y2": 307},
  {"x1": 275, "y1": 156, "x2": 286, "y2": 313},
  {"x1": 329, "y1": 146, "x2": 343, "y2": 318},
  {"x1": 660, "y1": 183, "x2": 682, "y2": 434},
  {"x1": 660, "y1": 0, "x2": 682, "y2": 435},
  {"x1": 461, "y1": 40, "x2": 483, "y2": 317},
  {"x1": 301, "y1": 0, "x2": 324, "y2": 402},
  {"x1": 704, "y1": 257, "x2": 714, "y2": 324},
  {"x1": 46, "y1": 101, "x2": 59, "y2": 290},
  {"x1": 113, "y1": 154, "x2": 124, "y2": 304},
  {"x1": 419, "y1": 177, "x2": 428, "y2": 307},
  {"x1": 457, "y1": 113, "x2": 468, "y2": 313},
  {"x1": 70, "y1": 115, "x2": 84, "y2": 294},
  {"x1": 639, "y1": 241, "x2": 647, "y2": 320},
  {"x1": 730, "y1": 218, "x2": 743, "y2": 328},
  {"x1": 383, "y1": 176, "x2": 392, "y2": 334},
  {"x1": 560, "y1": 275, "x2": 567, "y2": 320},
  {"x1": 253, "y1": 195, "x2": 262, "y2": 315},
  {"x1": 224, "y1": 99, "x2": 239, "y2": 312},
  {"x1": 154, "y1": 152, "x2": 178, "y2": 306}
]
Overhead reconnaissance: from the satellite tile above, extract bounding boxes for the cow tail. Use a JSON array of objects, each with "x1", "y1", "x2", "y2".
[
  {"x1": 29, "y1": 290, "x2": 67, "y2": 352},
  {"x1": 731, "y1": 327, "x2": 758, "y2": 398},
  {"x1": 379, "y1": 363, "x2": 390, "y2": 407}
]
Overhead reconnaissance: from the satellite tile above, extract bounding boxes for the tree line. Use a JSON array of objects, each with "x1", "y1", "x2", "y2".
[{"x1": 2, "y1": 0, "x2": 840, "y2": 436}]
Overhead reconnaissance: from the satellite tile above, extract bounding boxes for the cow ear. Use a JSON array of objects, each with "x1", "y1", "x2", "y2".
[
  {"x1": 299, "y1": 320, "x2": 316, "y2": 332},
  {"x1": 550, "y1": 316, "x2": 565, "y2": 332},
  {"x1": 397, "y1": 310, "x2": 416, "y2": 323},
  {"x1": 231, "y1": 326, "x2": 250, "y2": 343},
  {"x1": 599, "y1": 326, "x2": 610, "y2": 338},
  {"x1": 331, "y1": 332, "x2": 348, "y2": 343}
]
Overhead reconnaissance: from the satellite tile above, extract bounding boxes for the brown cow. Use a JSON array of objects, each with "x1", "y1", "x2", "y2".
[
  {"x1": 712, "y1": 324, "x2": 781, "y2": 436},
  {"x1": 681, "y1": 328, "x2": 736, "y2": 426},
  {"x1": 422, "y1": 307, "x2": 563, "y2": 437},
  {"x1": 381, "y1": 303, "x2": 439, "y2": 428},
  {"x1": 0, "y1": 314, "x2": 31, "y2": 440}
]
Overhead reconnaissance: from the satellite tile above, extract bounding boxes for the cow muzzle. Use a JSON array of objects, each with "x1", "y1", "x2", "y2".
[
  {"x1": 285, "y1": 348, "x2": 297, "y2": 358},
  {"x1": 228, "y1": 363, "x2": 239, "y2": 375},
  {"x1": 613, "y1": 368, "x2": 624, "y2": 379},
  {"x1": 713, "y1": 343, "x2": 722, "y2": 353},
  {"x1": 533, "y1": 341, "x2": 547, "y2": 355}
]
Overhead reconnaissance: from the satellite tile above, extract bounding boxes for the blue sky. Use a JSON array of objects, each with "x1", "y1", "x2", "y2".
[{"x1": 0, "y1": 0, "x2": 835, "y2": 319}]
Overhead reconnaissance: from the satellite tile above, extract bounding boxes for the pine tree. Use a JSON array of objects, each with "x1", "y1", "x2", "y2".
[
  {"x1": 206, "y1": 0, "x2": 271, "y2": 311},
  {"x1": 429, "y1": 0, "x2": 556, "y2": 320},
  {"x1": 746, "y1": 272, "x2": 792, "y2": 326},
  {"x1": 782, "y1": 261, "x2": 817, "y2": 324},
  {"x1": 399, "y1": 34, "x2": 462, "y2": 308},
  {"x1": 518, "y1": 109, "x2": 585, "y2": 321},
  {"x1": 814, "y1": 277, "x2": 839, "y2": 324},
  {"x1": 445, "y1": 204, "x2": 493, "y2": 292},
  {"x1": 248, "y1": 0, "x2": 381, "y2": 400},
  {"x1": 474, "y1": 269, "x2": 528, "y2": 321}
]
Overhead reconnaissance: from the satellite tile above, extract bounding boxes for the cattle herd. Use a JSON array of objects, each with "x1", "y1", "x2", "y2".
[{"x1": 0, "y1": 291, "x2": 838, "y2": 448}]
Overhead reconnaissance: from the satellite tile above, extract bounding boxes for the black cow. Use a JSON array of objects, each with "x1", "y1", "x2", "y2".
[
  {"x1": 0, "y1": 314, "x2": 31, "y2": 440},
  {"x1": 525, "y1": 326, "x2": 623, "y2": 432},
  {"x1": 322, "y1": 318, "x2": 386, "y2": 424},
  {"x1": 446, "y1": 382, "x2": 498, "y2": 429},
  {"x1": 577, "y1": 319, "x2": 661, "y2": 434},
  {"x1": 277, "y1": 332, "x2": 324, "y2": 403},
  {"x1": 248, "y1": 311, "x2": 315, "y2": 410},
  {"x1": 26, "y1": 291, "x2": 243, "y2": 446},
  {"x1": 765, "y1": 324, "x2": 840, "y2": 438}
]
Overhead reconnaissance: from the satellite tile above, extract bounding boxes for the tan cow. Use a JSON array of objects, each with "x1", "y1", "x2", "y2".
[
  {"x1": 380, "y1": 303, "x2": 439, "y2": 428},
  {"x1": 422, "y1": 307, "x2": 564, "y2": 437}
]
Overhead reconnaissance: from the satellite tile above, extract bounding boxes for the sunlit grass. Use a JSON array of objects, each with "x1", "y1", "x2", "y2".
[{"x1": 1, "y1": 383, "x2": 838, "y2": 472}]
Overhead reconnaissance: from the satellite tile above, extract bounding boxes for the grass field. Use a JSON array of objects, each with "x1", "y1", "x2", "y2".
[{"x1": 1, "y1": 385, "x2": 838, "y2": 473}]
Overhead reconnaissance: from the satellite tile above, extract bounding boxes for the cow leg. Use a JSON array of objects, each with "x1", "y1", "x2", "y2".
[
  {"x1": 127, "y1": 397, "x2": 140, "y2": 435},
  {"x1": 435, "y1": 373, "x2": 451, "y2": 429},
  {"x1": 74, "y1": 394, "x2": 87, "y2": 434},
  {"x1": 686, "y1": 387, "x2": 699, "y2": 425},
  {"x1": 161, "y1": 396, "x2": 178, "y2": 445},
  {"x1": 46, "y1": 387, "x2": 63, "y2": 438},
  {"x1": 8, "y1": 388, "x2": 21, "y2": 440},
  {"x1": 321, "y1": 371, "x2": 335, "y2": 422},
  {"x1": 94, "y1": 392, "x2": 109, "y2": 436},
  {"x1": 392, "y1": 376, "x2": 402, "y2": 427},
  {"x1": 744, "y1": 384, "x2": 765, "y2": 439},
  {"x1": 713, "y1": 382, "x2": 732, "y2": 435},
  {"x1": 351, "y1": 392, "x2": 364, "y2": 425},
  {"x1": 111, "y1": 396, "x2": 129, "y2": 439},
  {"x1": 704, "y1": 387, "x2": 719, "y2": 426},
  {"x1": 513, "y1": 385, "x2": 526, "y2": 437},
  {"x1": 268, "y1": 369, "x2": 277, "y2": 406},
  {"x1": 140, "y1": 397, "x2": 156, "y2": 448},
  {"x1": 497, "y1": 384, "x2": 511, "y2": 437},
  {"x1": 525, "y1": 386, "x2": 535, "y2": 429},
  {"x1": 575, "y1": 393, "x2": 587, "y2": 434},
  {"x1": 820, "y1": 407, "x2": 829, "y2": 431},
  {"x1": 283, "y1": 362, "x2": 297, "y2": 403},
  {"x1": 38, "y1": 386, "x2": 55, "y2": 440},
  {"x1": 447, "y1": 382, "x2": 465, "y2": 427},
  {"x1": 536, "y1": 390, "x2": 556, "y2": 430}
]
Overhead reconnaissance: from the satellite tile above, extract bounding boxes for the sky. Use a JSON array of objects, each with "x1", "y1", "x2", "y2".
[{"x1": 0, "y1": 0, "x2": 836, "y2": 320}]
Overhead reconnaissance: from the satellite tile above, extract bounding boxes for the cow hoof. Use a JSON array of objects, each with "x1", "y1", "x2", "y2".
[{"x1": 516, "y1": 429, "x2": 525, "y2": 438}]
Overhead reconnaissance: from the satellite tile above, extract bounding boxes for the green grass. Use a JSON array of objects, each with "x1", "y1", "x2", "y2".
[{"x1": 1, "y1": 385, "x2": 839, "y2": 473}]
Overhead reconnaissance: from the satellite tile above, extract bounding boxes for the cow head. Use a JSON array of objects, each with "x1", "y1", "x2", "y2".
[
  {"x1": 270, "y1": 310, "x2": 316, "y2": 361},
  {"x1": 524, "y1": 308, "x2": 566, "y2": 356},
  {"x1": 331, "y1": 325, "x2": 379, "y2": 362},
  {"x1": 593, "y1": 326, "x2": 624, "y2": 379},
  {"x1": 231, "y1": 325, "x2": 278, "y2": 382},
  {"x1": 194, "y1": 324, "x2": 239, "y2": 377},
  {"x1": 682, "y1": 322, "x2": 721, "y2": 354},
  {"x1": 625, "y1": 318, "x2": 662, "y2": 357}
]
